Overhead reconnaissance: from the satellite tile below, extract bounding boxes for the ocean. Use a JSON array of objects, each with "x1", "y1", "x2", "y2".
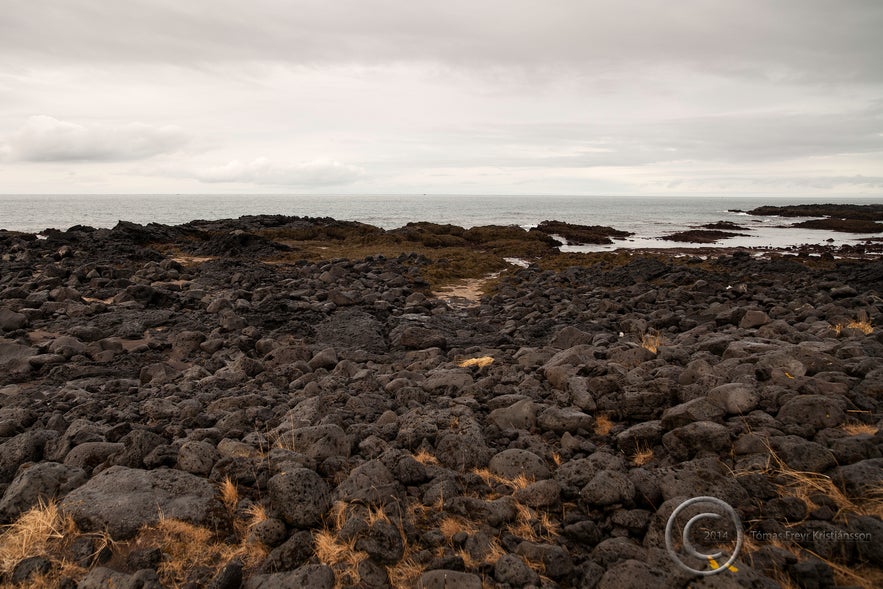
[{"x1": 1, "y1": 194, "x2": 882, "y2": 251}]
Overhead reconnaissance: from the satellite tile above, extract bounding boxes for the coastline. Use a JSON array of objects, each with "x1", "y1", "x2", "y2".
[{"x1": 0, "y1": 214, "x2": 882, "y2": 587}]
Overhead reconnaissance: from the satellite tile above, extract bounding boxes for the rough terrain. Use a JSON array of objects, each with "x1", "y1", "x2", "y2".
[{"x1": 0, "y1": 216, "x2": 881, "y2": 588}]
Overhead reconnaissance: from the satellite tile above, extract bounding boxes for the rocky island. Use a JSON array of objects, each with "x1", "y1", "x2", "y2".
[{"x1": 0, "y1": 215, "x2": 881, "y2": 588}]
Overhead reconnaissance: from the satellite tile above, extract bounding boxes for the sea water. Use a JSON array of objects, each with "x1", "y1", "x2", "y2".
[{"x1": 1, "y1": 194, "x2": 881, "y2": 251}]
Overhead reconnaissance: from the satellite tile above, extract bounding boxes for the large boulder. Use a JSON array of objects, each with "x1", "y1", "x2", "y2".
[
  {"x1": 60, "y1": 466, "x2": 230, "y2": 539},
  {"x1": 268, "y1": 469, "x2": 331, "y2": 528},
  {"x1": 0, "y1": 429, "x2": 58, "y2": 484},
  {"x1": 0, "y1": 462, "x2": 87, "y2": 523},
  {"x1": 0, "y1": 308, "x2": 27, "y2": 332},
  {"x1": 777, "y1": 395, "x2": 846, "y2": 430}
]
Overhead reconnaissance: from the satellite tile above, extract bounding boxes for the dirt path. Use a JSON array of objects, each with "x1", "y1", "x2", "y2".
[{"x1": 433, "y1": 271, "x2": 501, "y2": 309}]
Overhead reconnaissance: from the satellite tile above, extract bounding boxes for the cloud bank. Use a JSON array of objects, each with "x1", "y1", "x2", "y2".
[
  {"x1": 3, "y1": 116, "x2": 188, "y2": 162},
  {"x1": 0, "y1": 1, "x2": 880, "y2": 195},
  {"x1": 194, "y1": 158, "x2": 365, "y2": 187}
]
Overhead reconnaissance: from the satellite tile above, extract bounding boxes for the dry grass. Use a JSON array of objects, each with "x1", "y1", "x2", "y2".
[
  {"x1": 0, "y1": 500, "x2": 77, "y2": 576},
  {"x1": 550, "y1": 452, "x2": 562, "y2": 467},
  {"x1": 471, "y1": 468, "x2": 534, "y2": 492},
  {"x1": 735, "y1": 442, "x2": 883, "y2": 589},
  {"x1": 313, "y1": 528, "x2": 367, "y2": 587},
  {"x1": 456, "y1": 537, "x2": 506, "y2": 569},
  {"x1": 413, "y1": 449, "x2": 440, "y2": 466},
  {"x1": 640, "y1": 330, "x2": 663, "y2": 354},
  {"x1": 137, "y1": 516, "x2": 267, "y2": 588},
  {"x1": 631, "y1": 444, "x2": 654, "y2": 466},
  {"x1": 386, "y1": 556, "x2": 426, "y2": 589},
  {"x1": 220, "y1": 477, "x2": 239, "y2": 514},
  {"x1": 0, "y1": 497, "x2": 276, "y2": 588},
  {"x1": 365, "y1": 505, "x2": 391, "y2": 526},
  {"x1": 847, "y1": 320, "x2": 874, "y2": 335},
  {"x1": 439, "y1": 516, "x2": 479, "y2": 543},
  {"x1": 833, "y1": 311, "x2": 875, "y2": 336},
  {"x1": 329, "y1": 501, "x2": 350, "y2": 533},
  {"x1": 593, "y1": 413, "x2": 614, "y2": 436},
  {"x1": 458, "y1": 356, "x2": 494, "y2": 368},
  {"x1": 765, "y1": 446, "x2": 883, "y2": 518},
  {"x1": 840, "y1": 422, "x2": 879, "y2": 436},
  {"x1": 505, "y1": 502, "x2": 558, "y2": 544}
]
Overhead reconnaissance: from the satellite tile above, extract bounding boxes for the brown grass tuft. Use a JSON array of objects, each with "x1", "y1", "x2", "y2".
[
  {"x1": 840, "y1": 422, "x2": 879, "y2": 436},
  {"x1": 413, "y1": 448, "x2": 440, "y2": 465},
  {"x1": 641, "y1": 330, "x2": 663, "y2": 354},
  {"x1": 847, "y1": 311, "x2": 874, "y2": 335},
  {"x1": 471, "y1": 468, "x2": 534, "y2": 492},
  {"x1": 0, "y1": 500, "x2": 77, "y2": 576},
  {"x1": 834, "y1": 311, "x2": 875, "y2": 336},
  {"x1": 365, "y1": 505, "x2": 390, "y2": 526},
  {"x1": 458, "y1": 356, "x2": 494, "y2": 368},
  {"x1": 386, "y1": 556, "x2": 426, "y2": 589},
  {"x1": 220, "y1": 477, "x2": 239, "y2": 514},
  {"x1": 439, "y1": 516, "x2": 479, "y2": 543},
  {"x1": 313, "y1": 528, "x2": 367, "y2": 586},
  {"x1": 594, "y1": 413, "x2": 614, "y2": 436},
  {"x1": 456, "y1": 537, "x2": 507, "y2": 570},
  {"x1": 505, "y1": 502, "x2": 558, "y2": 543},
  {"x1": 631, "y1": 444, "x2": 654, "y2": 466}
]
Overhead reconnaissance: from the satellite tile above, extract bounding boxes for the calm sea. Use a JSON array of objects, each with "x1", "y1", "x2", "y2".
[{"x1": 1, "y1": 194, "x2": 882, "y2": 251}]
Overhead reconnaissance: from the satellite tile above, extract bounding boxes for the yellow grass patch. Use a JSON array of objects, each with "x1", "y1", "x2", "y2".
[
  {"x1": 456, "y1": 537, "x2": 506, "y2": 569},
  {"x1": 593, "y1": 413, "x2": 614, "y2": 436},
  {"x1": 313, "y1": 529, "x2": 367, "y2": 586},
  {"x1": 631, "y1": 444, "x2": 654, "y2": 466},
  {"x1": 439, "y1": 516, "x2": 479, "y2": 543},
  {"x1": 641, "y1": 331, "x2": 663, "y2": 354},
  {"x1": 413, "y1": 449, "x2": 440, "y2": 465},
  {"x1": 505, "y1": 502, "x2": 558, "y2": 543},
  {"x1": 471, "y1": 468, "x2": 534, "y2": 491},
  {"x1": 458, "y1": 356, "x2": 494, "y2": 368},
  {"x1": 137, "y1": 516, "x2": 267, "y2": 587},
  {"x1": 840, "y1": 422, "x2": 879, "y2": 436},
  {"x1": 0, "y1": 500, "x2": 77, "y2": 577},
  {"x1": 847, "y1": 320, "x2": 874, "y2": 335},
  {"x1": 220, "y1": 477, "x2": 239, "y2": 514},
  {"x1": 386, "y1": 556, "x2": 425, "y2": 589}
]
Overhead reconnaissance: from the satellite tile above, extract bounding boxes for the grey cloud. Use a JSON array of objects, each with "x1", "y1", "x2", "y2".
[
  {"x1": 491, "y1": 106, "x2": 883, "y2": 168},
  {"x1": 647, "y1": 175, "x2": 883, "y2": 192},
  {"x1": 193, "y1": 158, "x2": 365, "y2": 187},
  {"x1": 3, "y1": 116, "x2": 188, "y2": 162},
  {"x1": 2, "y1": 1, "x2": 882, "y2": 82}
]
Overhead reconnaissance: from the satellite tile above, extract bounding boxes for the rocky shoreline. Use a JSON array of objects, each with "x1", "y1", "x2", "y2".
[{"x1": 1, "y1": 216, "x2": 882, "y2": 588}]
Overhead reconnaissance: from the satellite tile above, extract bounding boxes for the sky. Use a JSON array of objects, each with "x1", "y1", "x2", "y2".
[{"x1": 1, "y1": 0, "x2": 882, "y2": 196}]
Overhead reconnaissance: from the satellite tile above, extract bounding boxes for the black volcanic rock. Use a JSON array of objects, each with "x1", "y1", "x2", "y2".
[
  {"x1": 535, "y1": 220, "x2": 633, "y2": 244},
  {"x1": 1, "y1": 213, "x2": 881, "y2": 588},
  {"x1": 792, "y1": 218, "x2": 883, "y2": 233},
  {"x1": 746, "y1": 203, "x2": 883, "y2": 220},
  {"x1": 661, "y1": 229, "x2": 748, "y2": 243}
]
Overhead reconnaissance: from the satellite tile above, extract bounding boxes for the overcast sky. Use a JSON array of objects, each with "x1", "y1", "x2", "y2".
[{"x1": 1, "y1": 0, "x2": 882, "y2": 195}]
